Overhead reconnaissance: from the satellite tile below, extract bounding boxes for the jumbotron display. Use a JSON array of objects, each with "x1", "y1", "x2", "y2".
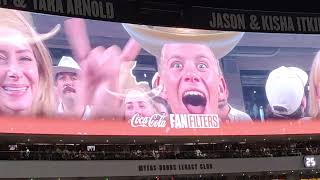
[{"x1": 0, "y1": 8, "x2": 320, "y2": 136}]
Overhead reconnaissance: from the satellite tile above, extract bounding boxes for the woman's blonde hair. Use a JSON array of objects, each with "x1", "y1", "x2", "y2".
[
  {"x1": 309, "y1": 51, "x2": 320, "y2": 119},
  {"x1": 122, "y1": 81, "x2": 158, "y2": 119},
  {"x1": 0, "y1": 9, "x2": 55, "y2": 116},
  {"x1": 123, "y1": 81, "x2": 154, "y2": 105}
]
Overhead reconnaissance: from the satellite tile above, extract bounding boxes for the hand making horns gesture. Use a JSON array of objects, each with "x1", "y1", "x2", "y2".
[{"x1": 64, "y1": 18, "x2": 141, "y2": 119}]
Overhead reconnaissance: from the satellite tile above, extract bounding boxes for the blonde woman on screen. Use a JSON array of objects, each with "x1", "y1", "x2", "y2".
[
  {"x1": 309, "y1": 51, "x2": 320, "y2": 119},
  {"x1": 0, "y1": 8, "x2": 60, "y2": 116},
  {"x1": 123, "y1": 81, "x2": 157, "y2": 120}
]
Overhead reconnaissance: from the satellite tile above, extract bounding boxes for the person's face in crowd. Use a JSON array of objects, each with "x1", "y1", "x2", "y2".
[
  {"x1": 159, "y1": 43, "x2": 224, "y2": 114},
  {"x1": 0, "y1": 27, "x2": 39, "y2": 114},
  {"x1": 56, "y1": 72, "x2": 80, "y2": 101},
  {"x1": 124, "y1": 90, "x2": 155, "y2": 119}
]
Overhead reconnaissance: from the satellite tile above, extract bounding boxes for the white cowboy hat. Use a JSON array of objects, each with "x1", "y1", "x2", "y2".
[
  {"x1": 0, "y1": 8, "x2": 60, "y2": 44},
  {"x1": 53, "y1": 56, "x2": 81, "y2": 77},
  {"x1": 122, "y1": 24, "x2": 244, "y2": 60}
]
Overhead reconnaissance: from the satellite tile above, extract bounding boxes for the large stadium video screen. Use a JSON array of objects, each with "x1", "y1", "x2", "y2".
[{"x1": 0, "y1": 7, "x2": 319, "y2": 136}]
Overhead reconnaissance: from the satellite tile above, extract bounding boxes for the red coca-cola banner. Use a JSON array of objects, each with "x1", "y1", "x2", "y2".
[{"x1": 0, "y1": 115, "x2": 318, "y2": 136}]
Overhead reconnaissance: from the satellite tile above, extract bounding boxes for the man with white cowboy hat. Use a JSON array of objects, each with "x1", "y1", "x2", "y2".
[
  {"x1": 265, "y1": 66, "x2": 308, "y2": 120},
  {"x1": 123, "y1": 24, "x2": 244, "y2": 115},
  {"x1": 53, "y1": 56, "x2": 91, "y2": 120}
]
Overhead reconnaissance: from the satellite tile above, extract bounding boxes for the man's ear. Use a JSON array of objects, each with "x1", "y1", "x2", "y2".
[
  {"x1": 218, "y1": 76, "x2": 228, "y2": 99},
  {"x1": 152, "y1": 72, "x2": 160, "y2": 89},
  {"x1": 156, "y1": 76, "x2": 168, "y2": 100}
]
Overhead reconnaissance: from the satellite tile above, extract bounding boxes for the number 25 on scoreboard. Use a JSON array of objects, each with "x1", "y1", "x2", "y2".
[{"x1": 304, "y1": 156, "x2": 317, "y2": 168}]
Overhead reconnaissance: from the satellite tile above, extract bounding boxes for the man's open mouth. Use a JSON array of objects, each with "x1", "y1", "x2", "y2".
[{"x1": 182, "y1": 90, "x2": 207, "y2": 114}]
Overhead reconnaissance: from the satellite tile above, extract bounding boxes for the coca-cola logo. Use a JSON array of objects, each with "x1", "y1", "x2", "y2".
[{"x1": 130, "y1": 113, "x2": 167, "y2": 128}]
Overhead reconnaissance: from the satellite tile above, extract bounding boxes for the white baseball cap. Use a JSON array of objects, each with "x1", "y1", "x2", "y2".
[
  {"x1": 53, "y1": 56, "x2": 81, "y2": 77},
  {"x1": 265, "y1": 66, "x2": 308, "y2": 116}
]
